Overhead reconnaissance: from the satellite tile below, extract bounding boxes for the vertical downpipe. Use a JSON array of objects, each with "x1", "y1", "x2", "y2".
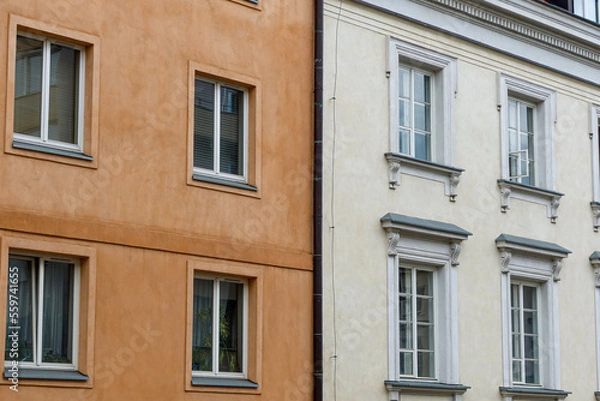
[{"x1": 313, "y1": 0, "x2": 324, "y2": 400}]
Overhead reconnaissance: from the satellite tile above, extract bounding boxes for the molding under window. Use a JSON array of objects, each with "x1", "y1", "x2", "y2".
[
  {"x1": 192, "y1": 173, "x2": 258, "y2": 192},
  {"x1": 385, "y1": 153, "x2": 464, "y2": 202},
  {"x1": 191, "y1": 376, "x2": 259, "y2": 389},
  {"x1": 499, "y1": 386, "x2": 570, "y2": 400},
  {"x1": 13, "y1": 140, "x2": 94, "y2": 162},
  {"x1": 385, "y1": 380, "x2": 470, "y2": 399},
  {"x1": 497, "y1": 180, "x2": 563, "y2": 223},
  {"x1": 3, "y1": 367, "x2": 89, "y2": 381}
]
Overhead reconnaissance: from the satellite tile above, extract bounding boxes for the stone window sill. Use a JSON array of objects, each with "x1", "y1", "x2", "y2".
[
  {"x1": 497, "y1": 180, "x2": 563, "y2": 223},
  {"x1": 385, "y1": 152, "x2": 464, "y2": 202}
]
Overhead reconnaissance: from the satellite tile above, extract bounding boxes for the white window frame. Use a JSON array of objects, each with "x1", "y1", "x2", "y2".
[
  {"x1": 496, "y1": 235, "x2": 570, "y2": 395},
  {"x1": 193, "y1": 77, "x2": 249, "y2": 184},
  {"x1": 191, "y1": 273, "x2": 249, "y2": 379},
  {"x1": 589, "y1": 252, "x2": 600, "y2": 399},
  {"x1": 386, "y1": 39, "x2": 463, "y2": 201},
  {"x1": 590, "y1": 105, "x2": 600, "y2": 231},
  {"x1": 573, "y1": 0, "x2": 600, "y2": 23},
  {"x1": 382, "y1": 214, "x2": 471, "y2": 400},
  {"x1": 498, "y1": 74, "x2": 562, "y2": 222},
  {"x1": 4, "y1": 253, "x2": 81, "y2": 371},
  {"x1": 13, "y1": 31, "x2": 86, "y2": 154}
]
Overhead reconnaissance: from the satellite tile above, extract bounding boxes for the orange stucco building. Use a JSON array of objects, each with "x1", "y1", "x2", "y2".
[{"x1": 0, "y1": 1, "x2": 314, "y2": 400}]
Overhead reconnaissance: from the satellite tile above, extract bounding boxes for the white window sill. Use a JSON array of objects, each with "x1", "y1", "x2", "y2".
[
  {"x1": 497, "y1": 180, "x2": 563, "y2": 223},
  {"x1": 385, "y1": 380, "x2": 470, "y2": 398},
  {"x1": 385, "y1": 153, "x2": 464, "y2": 202},
  {"x1": 192, "y1": 173, "x2": 257, "y2": 192},
  {"x1": 499, "y1": 386, "x2": 570, "y2": 400}
]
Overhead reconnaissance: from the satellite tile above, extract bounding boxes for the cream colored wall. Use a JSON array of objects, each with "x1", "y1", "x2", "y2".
[{"x1": 323, "y1": 1, "x2": 600, "y2": 400}]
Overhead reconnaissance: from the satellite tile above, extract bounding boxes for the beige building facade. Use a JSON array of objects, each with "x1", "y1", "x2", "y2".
[
  {"x1": 323, "y1": 0, "x2": 600, "y2": 400},
  {"x1": 0, "y1": 1, "x2": 315, "y2": 400}
]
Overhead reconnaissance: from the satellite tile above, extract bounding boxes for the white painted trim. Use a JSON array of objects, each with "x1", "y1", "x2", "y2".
[
  {"x1": 496, "y1": 242, "x2": 568, "y2": 390},
  {"x1": 591, "y1": 105, "x2": 600, "y2": 203},
  {"x1": 388, "y1": 38, "x2": 458, "y2": 166}
]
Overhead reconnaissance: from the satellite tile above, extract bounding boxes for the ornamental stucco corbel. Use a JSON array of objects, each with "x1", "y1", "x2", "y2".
[
  {"x1": 552, "y1": 258, "x2": 562, "y2": 282},
  {"x1": 388, "y1": 160, "x2": 401, "y2": 189},
  {"x1": 500, "y1": 250, "x2": 511, "y2": 273},
  {"x1": 387, "y1": 231, "x2": 400, "y2": 256},
  {"x1": 450, "y1": 241, "x2": 462, "y2": 266},
  {"x1": 591, "y1": 202, "x2": 600, "y2": 232}
]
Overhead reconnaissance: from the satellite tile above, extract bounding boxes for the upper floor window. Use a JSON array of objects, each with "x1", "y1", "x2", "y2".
[
  {"x1": 508, "y1": 98, "x2": 536, "y2": 185},
  {"x1": 398, "y1": 66, "x2": 432, "y2": 161},
  {"x1": 193, "y1": 78, "x2": 248, "y2": 183},
  {"x1": 14, "y1": 33, "x2": 84, "y2": 153},
  {"x1": 386, "y1": 40, "x2": 463, "y2": 201},
  {"x1": 545, "y1": 0, "x2": 599, "y2": 23}
]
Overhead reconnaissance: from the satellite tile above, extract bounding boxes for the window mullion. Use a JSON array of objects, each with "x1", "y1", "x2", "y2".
[
  {"x1": 214, "y1": 84, "x2": 221, "y2": 174},
  {"x1": 36, "y1": 260, "x2": 45, "y2": 366},
  {"x1": 40, "y1": 40, "x2": 51, "y2": 143},
  {"x1": 519, "y1": 285, "x2": 526, "y2": 383},
  {"x1": 412, "y1": 269, "x2": 418, "y2": 376},
  {"x1": 410, "y1": 70, "x2": 416, "y2": 158}
]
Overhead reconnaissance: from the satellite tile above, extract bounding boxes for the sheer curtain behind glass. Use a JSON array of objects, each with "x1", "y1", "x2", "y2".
[
  {"x1": 192, "y1": 278, "x2": 213, "y2": 372},
  {"x1": 5, "y1": 257, "x2": 34, "y2": 362},
  {"x1": 42, "y1": 261, "x2": 74, "y2": 363}
]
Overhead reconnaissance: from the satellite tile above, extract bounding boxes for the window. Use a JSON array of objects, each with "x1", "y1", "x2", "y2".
[
  {"x1": 5, "y1": 255, "x2": 80, "y2": 369},
  {"x1": 510, "y1": 282, "x2": 540, "y2": 385},
  {"x1": 398, "y1": 66, "x2": 432, "y2": 161},
  {"x1": 193, "y1": 79, "x2": 248, "y2": 181},
  {"x1": 188, "y1": 62, "x2": 260, "y2": 194},
  {"x1": 1, "y1": 236, "x2": 96, "y2": 385},
  {"x1": 496, "y1": 234, "x2": 571, "y2": 398},
  {"x1": 544, "y1": 0, "x2": 599, "y2": 23},
  {"x1": 386, "y1": 39, "x2": 463, "y2": 201},
  {"x1": 186, "y1": 260, "x2": 262, "y2": 391},
  {"x1": 508, "y1": 99, "x2": 535, "y2": 185},
  {"x1": 382, "y1": 213, "x2": 470, "y2": 398},
  {"x1": 6, "y1": 15, "x2": 100, "y2": 166},
  {"x1": 498, "y1": 75, "x2": 562, "y2": 222},
  {"x1": 398, "y1": 265, "x2": 435, "y2": 378},
  {"x1": 13, "y1": 33, "x2": 84, "y2": 153},
  {"x1": 591, "y1": 105, "x2": 600, "y2": 231},
  {"x1": 192, "y1": 275, "x2": 247, "y2": 377}
]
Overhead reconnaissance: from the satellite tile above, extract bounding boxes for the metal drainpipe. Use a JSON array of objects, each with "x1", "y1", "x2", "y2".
[{"x1": 313, "y1": 0, "x2": 324, "y2": 400}]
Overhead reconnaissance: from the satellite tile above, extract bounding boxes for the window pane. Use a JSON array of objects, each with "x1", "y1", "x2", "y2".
[
  {"x1": 416, "y1": 271, "x2": 432, "y2": 296},
  {"x1": 192, "y1": 279, "x2": 213, "y2": 371},
  {"x1": 414, "y1": 132, "x2": 431, "y2": 161},
  {"x1": 399, "y1": 99, "x2": 410, "y2": 128},
  {"x1": 219, "y1": 281, "x2": 244, "y2": 373},
  {"x1": 523, "y1": 286, "x2": 537, "y2": 309},
  {"x1": 399, "y1": 129, "x2": 411, "y2": 155},
  {"x1": 525, "y1": 359, "x2": 539, "y2": 384},
  {"x1": 512, "y1": 360, "x2": 522, "y2": 382},
  {"x1": 414, "y1": 104, "x2": 430, "y2": 132},
  {"x1": 219, "y1": 86, "x2": 244, "y2": 176},
  {"x1": 399, "y1": 322, "x2": 412, "y2": 349},
  {"x1": 524, "y1": 334, "x2": 538, "y2": 359},
  {"x1": 41, "y1": 261, "x2": 74, "y2": 364},
  {"x1": 5, "y1": 257, "x2": 34, "y2": 363},
  {"x1": 48, "y1": 44, "x2": 79, "y2": 144},
  {"x1": 193, "y1": 80, "x2": 215, "y2": 170},
  {"x1": 520, "y1": 104, "x2": 534, "y2": 133},
  {"x1": 417, "y1": 324, "x2": 434, "y2": 350},
  {"x1": 511, "y1": 309, "x2": 520, "y2": 333},
  {"x1": 399, "y1": 268, "x2": 412, "y2": 294},
  {"x1": 512, "y1": 334, "x2": 521, "y2": 358},
  {"x1": 416, "y1": 298, "x2": 433, "y2": 323},
  {"x1": 399, "y1": 351, "x2": 413, "y2": 375},
  {"x1": 398, "y1": 67, "x2": 410, "y2": 98},
  {"x1": 509, "y1": 129, "x2": 518, "y2": 152},
  {"x1": 414, "y1": 73, "x2": 430, "y2": 103},
  {"x1": 510, "y1": 284, "x2": 519, "y2": 308},
  {"x1": 399, "y1": 295, "x2": 411, "y2": 321},
  {"x1": 14, "y1": 35, "x2": 43, "y2": 138},
  {"x1": 417, "y1": 351, "x2": 434, "y2": 378}
]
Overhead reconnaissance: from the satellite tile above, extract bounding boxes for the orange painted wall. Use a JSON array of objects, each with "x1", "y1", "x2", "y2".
[{"x1": 0, "y1": 0, "x2": 314, "y2": 399}]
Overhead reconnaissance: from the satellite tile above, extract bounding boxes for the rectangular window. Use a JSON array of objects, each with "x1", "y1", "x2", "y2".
[
  {"x1": 13, "y1": 33, "x2": 84, "y2": 152},
  {"x1": 193, "y1": 78, "x2": 248, "y2": 182},
  {"x1": 192, "y1": 276, "x2": 247, "y2": 377},
  {"x1": 508, "y1": 98, "x2": 536, "y2": 186},
  {"x1": 398, "y1": 66, "x2": 432, "y2": 161},
  {"x1": 398, "y1": 266, "x2": 435, "y2": 378},
  {"x1": 4, "y1": 254, "x2": 80, "y2": 369},
  {"x1": 510, "y1": 282, "x2": 539, "y2": 385},
  {"x1": 545, "y1": 0, "x2": 600, "y2": 23}
]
